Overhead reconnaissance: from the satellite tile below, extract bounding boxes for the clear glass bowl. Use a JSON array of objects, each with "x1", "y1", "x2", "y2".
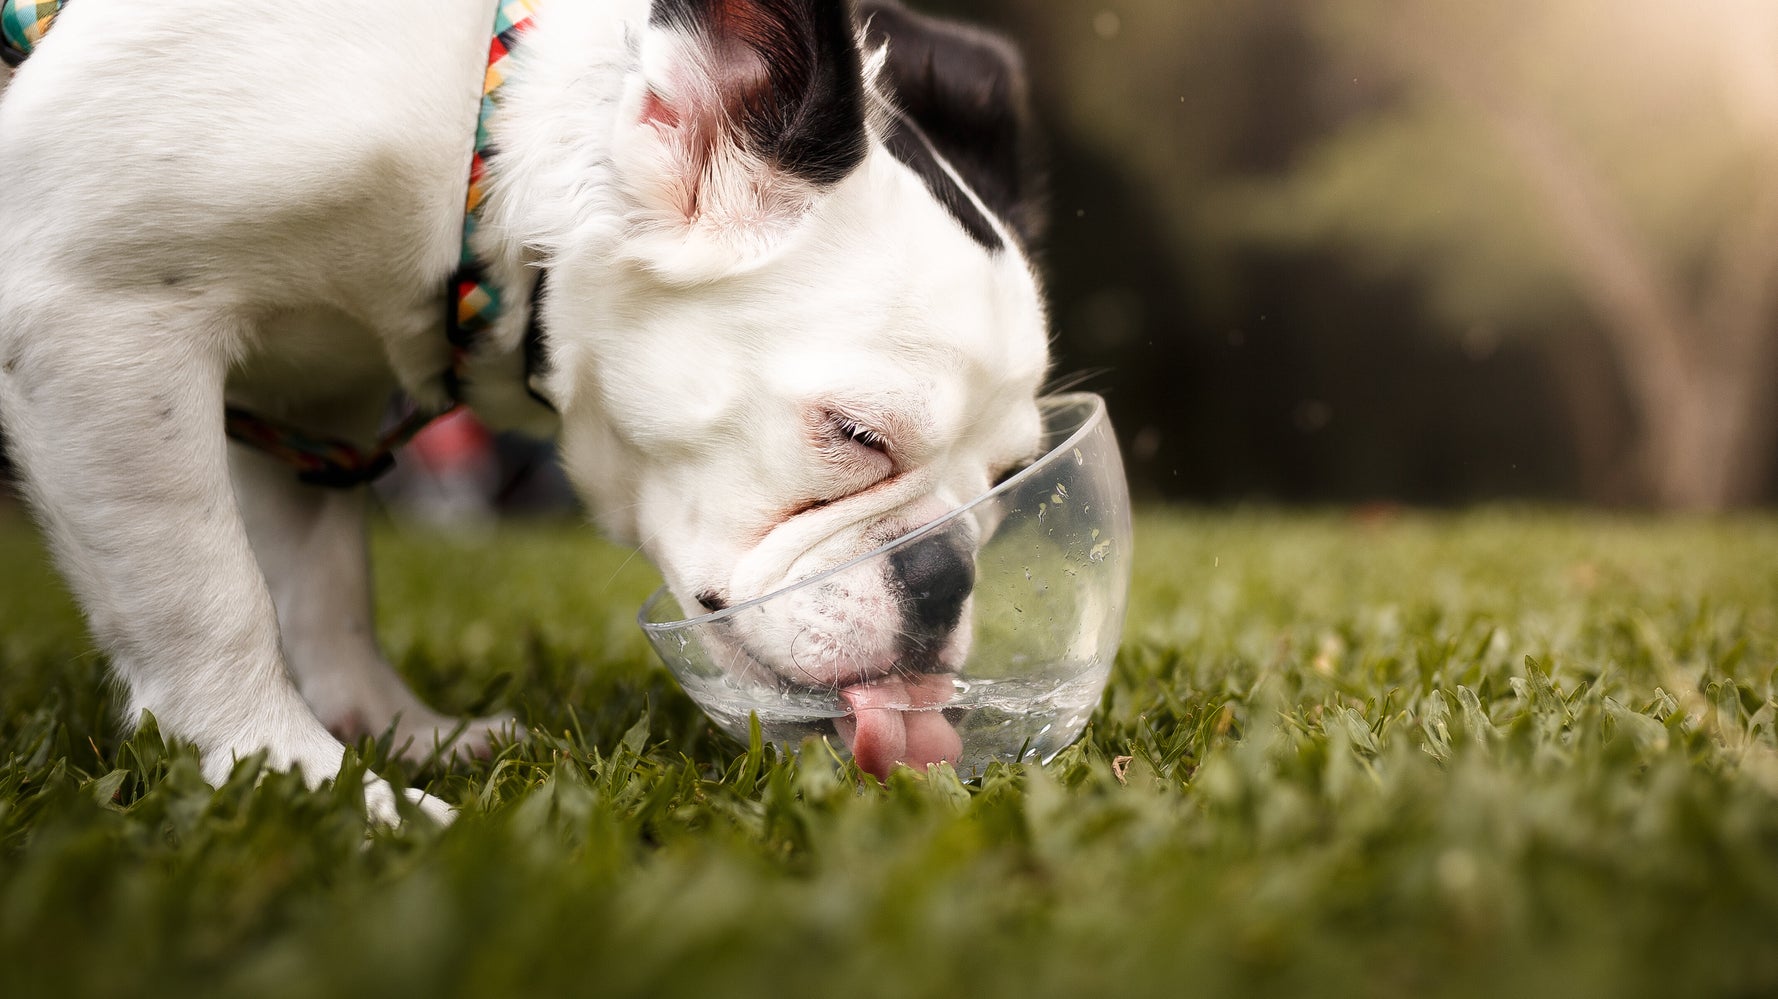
[{"x1": 639, "y1": 393, "x2": 1131, "y2": 778}]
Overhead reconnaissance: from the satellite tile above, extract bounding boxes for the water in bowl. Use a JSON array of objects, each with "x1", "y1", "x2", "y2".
[{"x1": 673, "y1": 658, "x2": 1111, "y2": 776}]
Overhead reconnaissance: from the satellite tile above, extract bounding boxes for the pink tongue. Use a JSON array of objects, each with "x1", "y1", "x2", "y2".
[{"x1": 834, "y1": 674, "x2": 962, "y2": 780}]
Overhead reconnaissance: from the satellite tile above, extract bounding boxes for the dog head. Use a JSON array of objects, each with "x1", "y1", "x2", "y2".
[{"x1": 525, "y1": 0, "x2": 1049, "y2": 689}]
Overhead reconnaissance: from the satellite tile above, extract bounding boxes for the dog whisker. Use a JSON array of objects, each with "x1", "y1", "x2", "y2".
[
  {"x1": 785, "y1": 628, "x2": 837, "y2": 692},
  {"x1": 1042, "y1": 367, "x2": 1111, "y2": 397},
  {"x1": 600, "y1": 529, "x2": 662, "y2": 594}
]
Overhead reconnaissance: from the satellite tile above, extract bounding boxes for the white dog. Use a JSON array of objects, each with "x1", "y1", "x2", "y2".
[{"x1": 0, "y1": 0, "x2": 1048, "y2": 819}]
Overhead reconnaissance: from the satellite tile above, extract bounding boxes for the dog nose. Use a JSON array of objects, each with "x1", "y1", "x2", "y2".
[{"x1": 891, "y1": 533, "x2": 975, "y2": 636}]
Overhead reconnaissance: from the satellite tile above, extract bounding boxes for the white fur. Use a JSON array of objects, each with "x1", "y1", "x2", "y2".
[{"x1": 0, "y1": 0, "x2": 1049, "y2": 817}]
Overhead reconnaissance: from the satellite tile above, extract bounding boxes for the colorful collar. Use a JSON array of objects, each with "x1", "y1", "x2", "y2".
[
  {"x1": 448, "y1": 0, "x2": 540, "y2": 364},
  {"x1": 1, "y1": 0, "x2": 61, "y2": 67}
]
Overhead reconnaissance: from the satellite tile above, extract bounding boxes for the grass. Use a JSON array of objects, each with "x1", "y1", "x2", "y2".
[{"x1": 2, "y1": 505, "x2": 1777, "y2": 998}]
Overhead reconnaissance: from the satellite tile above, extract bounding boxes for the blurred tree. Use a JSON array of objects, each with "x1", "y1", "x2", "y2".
[
  {"x1": 957, "y1": 0, "x2": 1307, "y2": 308},
  {"x1": 1244, "y1": 0, "x2": 1778, "y2": 510},
  {"x1": 938, "y1": 0, "x2": 1583, "y2": 505}
]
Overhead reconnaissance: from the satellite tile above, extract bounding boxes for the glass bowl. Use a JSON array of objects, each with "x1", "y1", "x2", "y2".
[{"x1": 639, "y1": 393, "x2": 1131, "y2": 778}]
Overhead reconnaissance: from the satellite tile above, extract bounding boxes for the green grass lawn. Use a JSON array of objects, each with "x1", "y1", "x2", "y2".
[{"x1": 3, "y1": 505, "x2": 1777, "y2": 998}]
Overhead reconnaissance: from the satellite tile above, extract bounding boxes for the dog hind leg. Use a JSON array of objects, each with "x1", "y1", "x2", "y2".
[
  {"x1": 230, "y1": 411, "x2": 516, "y2": 763},
  {"x1": 0, "y1": 303, "x2": 448, "y2": 824}
]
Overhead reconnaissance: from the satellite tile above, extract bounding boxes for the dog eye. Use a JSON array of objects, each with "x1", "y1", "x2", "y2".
[{"x1": 835, "y1": 416, "x2": 889, "y2": 454}]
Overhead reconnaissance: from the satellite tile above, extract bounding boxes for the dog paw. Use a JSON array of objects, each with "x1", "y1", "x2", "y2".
[
  {"x1": 406, "y1": 787, "x2": 456, "y2": 824},
  {"x1": 359, "y1": 777, "x2": 455, "y2": 826},
  {"x1": 318, "y1": 696, "x2": 519, "y2": 764},
  {"x1": 390, "y1": 710, "x2": 519, "y2": 763},
  {"x1": 199, "y1": 730, "x2": 452, "y2": 826}
]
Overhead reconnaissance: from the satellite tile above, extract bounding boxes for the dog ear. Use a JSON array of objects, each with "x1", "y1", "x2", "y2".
[
  {"x1": 617, "y1": 0, "x2": 869, "y2": 278},
  {"x1": 858, "y1": 0, "x2": 1044, "y2": 247}
]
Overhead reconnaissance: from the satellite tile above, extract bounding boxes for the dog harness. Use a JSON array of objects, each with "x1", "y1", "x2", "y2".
[{"x1": 3, "y1": 0, "x2": 542, "y2": 487}]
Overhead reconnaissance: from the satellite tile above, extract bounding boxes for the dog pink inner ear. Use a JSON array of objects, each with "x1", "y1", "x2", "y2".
[
  {"x1": 626, "y1": 0, "x2": 866, "y2": 263},
  {"x1": 710, "y1": 42, "x2": 778, "y2": 122},
  {"x1": 632, "y1": 33, "x2": 793, "y2": 226},
  {"x1": 640, "y1": 90, "x2": 681, "y2": 129},
  {"x1": 644, "y1": 19, "x2": 778, "y2": 137},
  {"x1": 644, "y1": 0, "x2": 862, "y2": 177},
  {"x1": 702, "y1": 2, "x2": 815, "y2": 102}
]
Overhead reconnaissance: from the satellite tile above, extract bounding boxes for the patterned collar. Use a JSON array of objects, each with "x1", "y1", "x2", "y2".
[
  {"x1": 1, "y1": 0, "x2": 59, "y2": 67},
  {"x1": 447, "y1": 0, "x2": 540, "y2": 373}
]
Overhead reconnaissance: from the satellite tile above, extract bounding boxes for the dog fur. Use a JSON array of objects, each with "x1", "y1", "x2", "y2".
[{"x1": 0, "y1": 0, "x2": 1048, "y2": 819}]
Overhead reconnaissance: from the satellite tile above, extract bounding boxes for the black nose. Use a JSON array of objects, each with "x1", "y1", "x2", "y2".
[{"x1": 890, "y1": 533, "x2": 975, "y2": 637}]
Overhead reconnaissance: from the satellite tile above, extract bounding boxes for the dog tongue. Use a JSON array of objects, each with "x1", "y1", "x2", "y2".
[{"x1": 834, "y1": 674, "x2": 962, "y2": 780}]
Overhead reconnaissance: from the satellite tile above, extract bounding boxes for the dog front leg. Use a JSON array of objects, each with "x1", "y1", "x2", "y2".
[
  {"x1": 231, "y1": 431, "x2": 514, "y2": 762},
  {"x1": 0, "y1": 313, "x2": 447, "y2": 823}
]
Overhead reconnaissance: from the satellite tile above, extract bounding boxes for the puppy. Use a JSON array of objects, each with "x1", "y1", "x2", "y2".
[{"x1": 0, "y1": 0, "x2": 1048, "y2": 818}]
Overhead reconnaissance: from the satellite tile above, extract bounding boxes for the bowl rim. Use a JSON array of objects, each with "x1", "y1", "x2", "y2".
[{"x1": 638, "y1": 391, "x2": 1116, "y2": 634}]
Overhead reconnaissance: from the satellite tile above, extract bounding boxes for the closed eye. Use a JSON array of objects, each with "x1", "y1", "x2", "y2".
[
  {"x1": 822, "y1": 409, "x2": 894, "y2": 463},
  {"x1": 836, "y1": 416, "x2": 889, "y2": 454},
  {"x1": 787, "y1": 409, "x2": 897, "y2": 519}
]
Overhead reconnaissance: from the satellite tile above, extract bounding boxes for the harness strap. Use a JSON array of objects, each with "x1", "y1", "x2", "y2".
[
  {"x1": 219, "y1": 264, "x2": 551, "y2": 485},
  {"x1": 225, "y1": 404, "x2": 446, "y2": 489}
]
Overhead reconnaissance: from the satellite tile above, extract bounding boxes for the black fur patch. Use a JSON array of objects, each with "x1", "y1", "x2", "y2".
[
  {"x1": 859, "y1": 0, "x2": 1043, "y2": 249},
  {"x1": 879, "y1": 107, "x2": 1004, "y2": 251},
  {"x1": 523, "y1": 272, "x2": 556, "y2": 413},
  {"x1": 651, "y1": 0, "x2": 869, "y2": 186}
]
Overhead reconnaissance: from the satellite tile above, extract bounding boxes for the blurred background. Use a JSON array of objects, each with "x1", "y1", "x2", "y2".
[
  {"x1": 937, "y1": 0, "x2": 1778, "y2": 511},
  {"x1": 4, "y1": 0, "x2": 1776, "y2": 513}
]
